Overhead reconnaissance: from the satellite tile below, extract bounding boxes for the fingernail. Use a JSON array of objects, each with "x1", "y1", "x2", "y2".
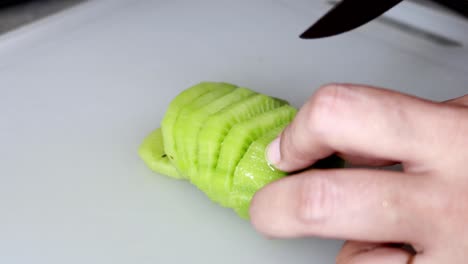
[{"x1": 266, "y1": 137, "x2": 281, "y2": 167}]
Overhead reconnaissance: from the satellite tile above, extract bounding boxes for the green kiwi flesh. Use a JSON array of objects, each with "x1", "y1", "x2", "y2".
[
  {"x1": 161, "y1": 82, "x2": 221, "y2": 171},
  {"x1": 231, "y1": 126, "x2": 288, "y2": 218},
  {"x1": 177, "y1": 87, "x2": 256, "y2": 179},
  {"x1": 194, "y1": 94, "x2": 287, "y2": 195},
  {"x1": 138, "y1": 128, "x2": 180, "y2": 179},
  {"x1": 139, "y1": 82, "x2": 344, "y2": 219},
  {"x1": 172, "y1": 83, "x2": 236, "y2": 178},
  {"x1": 210, "y1": 105, "x2": 297, "y2": 206}
]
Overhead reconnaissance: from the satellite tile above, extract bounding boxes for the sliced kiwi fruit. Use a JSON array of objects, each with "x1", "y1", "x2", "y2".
[
  {"x1": 177, "y1": 87, "x2": 256, "y2": 179},
  {"x1": 194, "y1": 94, "x2": 286, "y2": 194},
  {"x1": 210, "y1": 105, "x2": 297, "y2": 206},
  {"x1": 139, "y1": 82, "x2": 344, "y2": 219},
  {"x1": 230, "y1": 126, "x2": 288, "y2": 218},
  {"x1": 138, "y1": 128, "x2": 180, "y2": 179},
  {"x1": 172, "y1": 83, "x2": 236, "y2": 178},
  {"x1": 161, "y1": 82, "x2": 220, "y2": 169}
]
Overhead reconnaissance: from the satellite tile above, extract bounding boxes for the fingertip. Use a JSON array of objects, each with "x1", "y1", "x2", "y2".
[
  {"x1": 266, "y1": 136, "x2": 282, "y2": 169},
  {"x1": 249, "y1": 178, "x2": 297, "y2": 237},
  {"x1": 249, "y1": 193, "x2": 262, "y2": 231},
  {"x1": 249, "y1": 185, "x2": 273, "y2": 235}
]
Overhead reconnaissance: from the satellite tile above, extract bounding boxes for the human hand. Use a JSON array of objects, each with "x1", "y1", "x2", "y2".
[{"x1": 249, "y1": 84, "x2": 468, "y2": 263}]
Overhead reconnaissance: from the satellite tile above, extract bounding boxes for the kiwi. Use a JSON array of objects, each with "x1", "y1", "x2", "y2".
[
  {"x1": 177, "y1": 87, "x2": 256, "y2": 179},
  {"x1": 161, "y1": 82, "x2": 221, "y2": 170},
  {"x1": 139, "y1": 82, "x2": 344, "y2": 219},
  {"x1": 172, "y1": 83, "x2": 236, "y2": 178},
  {"x1": 230, "y1": 126, "x2": 288, "y2": 218},
  {"x1": 138, "y1": 128, "x2": 180, "y2": 179},
  {"x1": 210, "y1": 105, "x2": 297, "y2": 206},
  {"x1": 193, "y1": 94, "x2": 287, "y2": 194}
]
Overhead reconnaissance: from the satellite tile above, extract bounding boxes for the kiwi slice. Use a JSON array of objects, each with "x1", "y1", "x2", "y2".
[
  {"x1": 138, "y1": 128, "x2": 180, "y2": 179},
  {"x1": 161, "y1": 82, "x2": 220, "y2": 169},
  {"x1": 230, "y1": 126, "x2": 288, "y2": 218},
  {"x1": 177, "y1": 87, "x2": 256, "y2": 179},
  {"x1": 209, "y1": 105, "x2": 297, "y2": 206},
  {"x1": 139, "y1": 82, "x2": 344, "y2": 219},
  {"x1": 172, "y1": 83, "x2": 236, "y2": 178},
  {"x1": 193, "y1": 94, "x2": 286, "y2": 193}
]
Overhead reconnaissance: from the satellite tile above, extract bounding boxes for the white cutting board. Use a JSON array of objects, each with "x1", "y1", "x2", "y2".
[{"x1": 0, "y1": 1, "x2": 467, "y2": 263}]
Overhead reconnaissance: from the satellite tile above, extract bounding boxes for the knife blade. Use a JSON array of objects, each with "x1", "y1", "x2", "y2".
[{"x1": 300, "y1": 0, "x2": 404, "y2": 39}]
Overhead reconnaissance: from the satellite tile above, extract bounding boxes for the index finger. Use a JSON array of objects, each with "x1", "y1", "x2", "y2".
[{"x1": 267, "y1": 84, "x2": 452, "y2": 172}]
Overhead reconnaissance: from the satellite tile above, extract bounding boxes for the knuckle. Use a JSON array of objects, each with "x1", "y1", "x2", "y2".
[
  {"x1": 296, "y1": 175, "x2": 338, "y2": 224},
  {"x1": 306, "y1": 84, "x2": 357, "y2": 137}
]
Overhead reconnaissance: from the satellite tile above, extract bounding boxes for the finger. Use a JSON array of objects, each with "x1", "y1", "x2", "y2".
[
  {"x1": 443, "y1": 94, "x2": 468, "y2": 106},
  {"x1": 337, "y1": 241, "x2": 415, "y2": 264},
  {"x1": 266, "y1": 83, "x2": 458, "y2": 172},
  {"x1": 249, "y1": 169, "x2": 431, "y2": 243}
]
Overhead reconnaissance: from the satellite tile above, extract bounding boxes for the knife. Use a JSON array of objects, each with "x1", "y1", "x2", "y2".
[{"x1": 300, "y1": 0, "x2": 404, "y2": 39}]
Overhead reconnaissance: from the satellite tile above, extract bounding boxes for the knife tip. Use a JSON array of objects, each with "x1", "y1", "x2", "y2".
[
  {"x1": 299, "y1": 32, "x2": 308, "y2": 39},
  {"x1": 299, "y1": 29, "x2": 325, "y2": 39}
]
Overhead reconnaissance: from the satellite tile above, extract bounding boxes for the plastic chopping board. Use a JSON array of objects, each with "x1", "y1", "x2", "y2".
[{"x1": 0, "y1": 0, "x2": 467, "y2": 263}]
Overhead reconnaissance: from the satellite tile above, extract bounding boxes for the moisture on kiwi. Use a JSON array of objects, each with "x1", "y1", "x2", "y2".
[{"x1": 139, "y1": 82, "x2": 344, "y2": 219}]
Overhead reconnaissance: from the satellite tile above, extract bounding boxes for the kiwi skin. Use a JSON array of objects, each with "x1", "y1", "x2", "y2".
[{"x1": 139, "y1": 82, "x2": 344, "y2": 219}]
